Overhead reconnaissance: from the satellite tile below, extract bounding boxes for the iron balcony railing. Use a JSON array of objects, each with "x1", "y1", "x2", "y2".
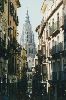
[
  {"x1": 58, "y1": 71, "x2": 66, "y2": 80},
  {"x1": 49, "y1": 21, "x2": 60, "y2": 36},
  {"x1": 51, "y1": 42, "x2": 64, "y2": 55},
  {"x1": 49, "y1": 16, "x2": 64, "y2": 37},
  {"x1": 52, "y1": 71, "x2": 66, "y2": 81},
  {"x1": 51, "y1": 45, "x2": 56, "y2": 55},
  {"x1": 52, "y1": 72, "x2": 57, "y2": 81},
  {"x1": 56, "y1": 42, "x2": 64, "y2": 53}
]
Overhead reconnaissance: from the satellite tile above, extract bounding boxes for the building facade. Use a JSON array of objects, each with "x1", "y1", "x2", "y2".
[
  {"x1": 8, "y1": 0, "x2": 21, "y2": 77},
  {"x1": 0, "y1": 0, "x2": 8, "y2": 84},
  {"x1": 0, "y1": 0, "x2": 21, "y2": 99},
  {"x1": 36, "y1": 0, "x2": 66, "y2": 100}
]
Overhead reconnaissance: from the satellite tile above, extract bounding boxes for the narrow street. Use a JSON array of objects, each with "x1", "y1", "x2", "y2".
[{"x1": 0, "y1": 0, "x2": 66, "y2": 100}]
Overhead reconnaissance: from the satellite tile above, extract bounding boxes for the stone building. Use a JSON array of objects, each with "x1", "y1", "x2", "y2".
[{"x1": 0, "y1": 0, "x2": 21, "y2": 97}]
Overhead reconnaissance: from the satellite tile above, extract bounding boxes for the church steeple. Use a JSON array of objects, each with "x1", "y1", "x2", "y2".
[{"x1": 25, "y1": 10, "x2": 30, "y2": 23}]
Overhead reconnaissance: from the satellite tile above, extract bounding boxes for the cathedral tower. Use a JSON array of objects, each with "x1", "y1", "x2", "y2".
[{"x1": 20, "y1": 10, "x2": 36, "y2": 69}]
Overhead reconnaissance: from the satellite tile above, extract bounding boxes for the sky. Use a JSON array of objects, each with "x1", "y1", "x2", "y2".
[{"x1": 17, "y1": 0, "x2": 43, "y2": 47}]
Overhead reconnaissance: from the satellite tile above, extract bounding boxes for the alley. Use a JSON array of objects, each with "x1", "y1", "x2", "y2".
[{"x1": 0, "y1": 0, "x2": 66, "y2": 100}]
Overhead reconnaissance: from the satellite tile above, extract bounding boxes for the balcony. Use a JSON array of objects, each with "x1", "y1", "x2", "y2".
[
  {"x1": 0, "y1": 0, "x2": 4, "y2": 12},
  {"x1": 52, "y1": 71, "x2": 66, "y2": 81},
  {"x1": 56, "y1": 42, "x2": 64, "y2": 53},
  {"x1": 51, "y1": 46, "x2": 56, "y2": 55},
  {"x1": 51, "y1": 42, "x2": 64, "y2": 56},
  {"x1": 52, "y1": 72, "x2": 57, "y2": 81},
  {"x1": 50, "y1": 21, "x2": 60, "y2": 37},
  {"x1": 58, "y1": 71, "x2": 66, "y2": 81},
  {"x1": 49, "y1": 71, "x2": 66, "y2": 84},
  {"x1": 59, "y1": 42, "x2": 64, "y2": 52}
]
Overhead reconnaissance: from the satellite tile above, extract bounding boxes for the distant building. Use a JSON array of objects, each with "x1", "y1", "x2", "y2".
[
  {"x1": 20, "y1": 10, "x2": 36, "y2": 69},
  {"x1": 16, "y1": 44, "x2": 27, "y2": 80}
]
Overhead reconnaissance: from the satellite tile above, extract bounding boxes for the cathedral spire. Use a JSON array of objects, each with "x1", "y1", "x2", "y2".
[{"x1": 25, "y1": 10, "x2": 30, "y2": 23}]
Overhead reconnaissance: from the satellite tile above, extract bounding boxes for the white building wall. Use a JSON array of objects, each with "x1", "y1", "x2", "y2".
[{"x1": 41, "y1": 0, "x2": 64, "y2": 81}]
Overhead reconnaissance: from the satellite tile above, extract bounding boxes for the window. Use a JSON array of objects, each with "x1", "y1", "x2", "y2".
[
  {"x1": 29, "y1": 48, "x2": 30, "y2": 53},
  {"x1": 29, "y1": 48, "x2": 33, "y2": 54},
  {"x1": 49, "y1": 42, "x2": 51, "y2": 55},
  {"x1": 10, "y1": 21, "x2": 11, "y2": 25},
  {"x1": 13, "y1": 26, "x2": 14, "y2": 36},
  {"x1": 27, "y1": 38, "x2": 28, "y2": 41},
  {"x1": 0, "y1": 0, "x2": 4, "y2": 12},
  {"x1": 49, "y1": 22, "x2": 51, "y2": 36},
  {"x1": 57, "y1": 13, "x2": 59, "y2": 28},
  {"x1": 57, "y1": 13, "x2": 59, "y2": 22},
  {"x1": 32, "y1": 49, "x2": 33, "y2": 53},
  {"x1": 4, "y1": 33, "x2": 6, "y2": 41},
  {"x1": 52, "y1": 18, "x2": 54, "y2": 32},
  {"x1": 53, "y1": 62, "x2": 56, "y2": 72},
  {"x1": 43, "y1": 47, "x2": 45, "y2": 55},
  {"x1": 30, "y1": 74, "x2": 32, "y2": 79},
  {"x1": 52, "y1": 40, "x2": 55, "y2": 46},
  {"x1": 57, "y1": 36, "x2": 59, "y2": 43},
  {"x1": 46, "y1": 30, "x2": 48, "y2": 38},
  {"x1": 27, "y1": 32, "x2": 28, "y2": 41},
  {"x1": 27, "y1": 34, "x2": 28, "y2": 38}
]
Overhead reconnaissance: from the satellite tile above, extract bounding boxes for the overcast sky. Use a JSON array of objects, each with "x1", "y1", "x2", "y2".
[{"x1": 17, "y1": 0, "x2": 43, "y2": 47}]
